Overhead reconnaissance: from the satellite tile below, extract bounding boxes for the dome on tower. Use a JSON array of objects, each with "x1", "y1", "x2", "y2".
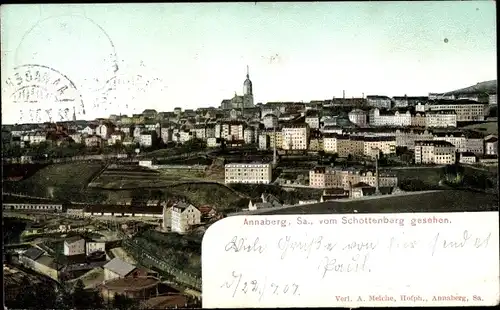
[{"x1": 243, "y1": 66, "x2": 253, "y2": 96}]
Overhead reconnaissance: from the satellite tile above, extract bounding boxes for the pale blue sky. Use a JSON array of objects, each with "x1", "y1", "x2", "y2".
[{"x1": 1, "y1": 2, "x2": 497, "y2": 124}]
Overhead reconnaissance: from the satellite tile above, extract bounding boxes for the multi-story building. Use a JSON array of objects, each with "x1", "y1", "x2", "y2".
[
  {"x1": 323, "y1": 134, "x2": 364, "y2": 157},
  {"x1": 366, "y1": 95, "x2": 392, "y2": 109},
  {"x1": 262, "y1": 114, "x2": 278, "y2": 129},
  {"x1": 425, "y1": 101, "x2": 488, "y2": 122},
  {"x1": 160, "y1": 127, "x2": 173, "y2": 143},
  {"x1": 414, "y1": 140, "x2": 456, "y2": 164},
  {"x1": 485, "y1": 136, "x2": 498, "y2": 155},
  {"x1": 309, "y1": 167, "x2": 398, "y2": 189},
  {"x1": 433, "y1": 132, "x2": 484, "y2": 155},
  {"x1": 369, "y1": 108, "x2": 412, "y2": 127},
  {"x1": 411, "y1": 112, "x2": 426, "y2": 127},
  {"x1": 489, "y1": 94, "x2": 497, "y2": 106},
  {"x1": 85, "y1": 135, "x2": 102, "y2": 147},
  {"x1": 258, "y1": 134, "x2": 270, "y2": 150},
  {"x1": 178, "y1": 130, "x2": 192, "y2": 143},
  {"x1": 225, "y1": 163, "x2": 273, "y2": 184},
  {"x1": 259, "y1": 129, "x2": 282, "y2": 150},
  {"x1": 96, "y1": 123, "x2": 115, "y2": 139},
  {"x1": 395, "y1": 129, "x2": 434, "y2": 150},
  {"x1": 139, "y1": 131, "x2": 157, "y2": 147},
  {"x1": 425, "y1": 111, "x2": 457, "y2": 128},
  {"x1": 191, "y1": 125, "x2": 207, "y2": 140},
  {"x1": 281, "y1": 124, "x2": 309, "y2": 150},
  {"x1": 243, "y1": 127, "x2": 254, "y2": 144},
  {"x1": 348, "y1": 109, "x2": 368, "y2": 127},
  {"x1": 63, "y1": 237, "x2": 85, "y2": 256},
  {"x1": 109, "y1": 131, "x2": 125, "y2": 145},
  {"x1": 219, "y1": 121, "x2": 244, "y2": 141},
  {"x1": 305, "y1": 111, "x2": 320, "y2": 129},
  {"x1": 363, "y1": 136, "x2": 396, "y2": 158},
  {"x1": 170, "y1": 202, "x2": 201, "y2": 234}
]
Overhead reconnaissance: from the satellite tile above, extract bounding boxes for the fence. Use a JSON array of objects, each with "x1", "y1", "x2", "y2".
[{"x1": 122, "y1": 238, "x2": 201, "y2": 290}]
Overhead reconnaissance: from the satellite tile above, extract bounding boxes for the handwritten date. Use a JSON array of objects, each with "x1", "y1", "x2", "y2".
[{"x1": 220, "y1": 271, "x2": 300, "y2": 301}]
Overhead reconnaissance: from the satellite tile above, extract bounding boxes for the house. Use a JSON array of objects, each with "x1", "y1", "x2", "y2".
[
  {"x1": 170, "y1": 202, "x2": 202, "y2": 234},
  {"x1": 139, "y1": 131, "x2": 157, "y2": 147},
  {"x1": 96, "y1": 123, "x2": 116, "y2": 139},
  {"x1": 86, "y1": 242, "x2": 106, "y2": 255},
  {"x1": 103, "y1": 257, "x2": 154, "y2": 281},
  {"x1": 459, "y1": 152, "x2": 477, "y2": 164},
  {"x1": 19, "y1": 247, "x2": 61, "y2": 281},
  {"x1": 248, "y1": 193, "x2": 282, "y2": 211},
  {"x1": 350, "y1": 182, "x2": 393, "y2": 198},
  {"x1": 109, "y1": 131, "x2": 125, "y2": 145},
  {"x1": 81, "y1": 125, "x2": 97, "y2": 135},
  {"x1": 64, "y1": 237, "x2": 86, "y2": 256},
  {"x1": 320, "y1": 188, "x2": 349, "y2": 202},
  {"x1": 485, "y1": 136, "x2": 498, "y2": 156},
  {"x1": 85, "y1": 135, "x2": 103, "y2": 147}
]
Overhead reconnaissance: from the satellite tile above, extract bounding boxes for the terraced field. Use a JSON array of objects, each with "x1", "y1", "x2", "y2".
[{"x1": 2, "y1": 162, "x2": 106, "y2": 202}]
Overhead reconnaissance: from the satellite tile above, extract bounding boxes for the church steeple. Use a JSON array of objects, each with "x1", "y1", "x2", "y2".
[
  {"x1": 72, "y1": 106, "x2": 77, "y2": 122},
  {"x1": 243, "y1": 65, "x2": 252, "y2": 96}
]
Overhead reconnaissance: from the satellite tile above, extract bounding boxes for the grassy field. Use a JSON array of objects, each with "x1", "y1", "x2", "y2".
[
  {"x1": 167, "y1": 183, "x2": 247, "y2": 211},
  {"x1": 383, "y1": 167, "x2": 445, "y2": 188},
  {"x1": 3, "y1": 162, "x2": 106, "y2": 202},
  {"x1": 262, "y1": 190, "x2": 498, "y2": 215},
  {"x1": 463, "y1": 121, "x2": 498, "y2": 135},
  {"x1": 90, "y1": 164, "x2": 225, "y2": 189}
]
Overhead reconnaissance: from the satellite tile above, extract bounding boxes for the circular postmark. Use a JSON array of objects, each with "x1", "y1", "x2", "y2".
[
  {"x1": 4, "y1": 64, "x2": 85, "y2": 123},
  {"x1": 14, "y1": 14, "x2": 119, "y2": 94},
  {"x1": 93, "y1": 60, "x2": 167, "y2": 114}
]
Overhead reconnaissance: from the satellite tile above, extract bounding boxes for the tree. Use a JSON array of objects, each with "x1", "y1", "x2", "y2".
[{"x1": 112, "y1": 293, "x2": 138, "y2": 310}]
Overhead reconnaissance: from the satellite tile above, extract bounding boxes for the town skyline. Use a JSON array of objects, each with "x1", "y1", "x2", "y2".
[{"x1": 1, "y1": 2, "x2": 497, "y2": 123}]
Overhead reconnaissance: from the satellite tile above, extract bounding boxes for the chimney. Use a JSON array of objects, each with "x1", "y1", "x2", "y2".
[
  {"x1": 272, "y1": 126, "x2": 277, "y2": 166},
  {"x1": 348, "y1": 181, "x2": 353, "y2": 198},
  {"x1": 343, "y1": 90, "x2": 345, "y2": 99}
]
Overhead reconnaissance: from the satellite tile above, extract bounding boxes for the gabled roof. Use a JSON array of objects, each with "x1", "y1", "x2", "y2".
[
  {"x1": 23, "y1": 247, "x2": 44, "y2": 261},
  {"x1": 103, "y1": 257, "x2": 136, "y2": 277}
]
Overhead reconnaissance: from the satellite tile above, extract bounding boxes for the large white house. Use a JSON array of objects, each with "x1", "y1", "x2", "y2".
[{"x1": 225, "y1": 163, "x2": 273, "y2": 184}]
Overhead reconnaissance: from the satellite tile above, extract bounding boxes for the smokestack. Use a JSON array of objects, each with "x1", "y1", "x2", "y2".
[
  {"x1": 362, "y1": 93, "x2": 364, "y2": 99},
  {"x1": 343, "y1": 90, "x2": 345, "y2": 99},
  {"x1": 273, "y1": 126, "x2": 277, "y2": 166}
]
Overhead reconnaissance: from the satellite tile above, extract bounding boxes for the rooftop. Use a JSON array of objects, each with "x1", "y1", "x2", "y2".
[
  {"x1": 102, "y1": 276, "x2": 160, "y2": 291},
  {"x1": 103, "y1": 257, "x2": 136, "y2": 277}
]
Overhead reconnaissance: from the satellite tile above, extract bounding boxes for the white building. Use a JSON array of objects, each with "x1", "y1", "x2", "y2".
[
  {"x1": 425, "y1": 101, "x2": 488, "y2": 122},
  {"x1": 433, "y1": 132, "x2": 484, "y2": 155},
  {"x1": 86, "y1": 242, "x2": 106, "y2": 255},
  {"x1": 369, "y1": 108, "x2": 411, "y2": 127},
  {"x1": 281, "y1": 124, "x2": 309, "y2": 150},
  {"x1": 81, "y1": 125, "x2": 97, "y2": 136},
  {"x1": 425, "y1": 111, "x2": 457, "y2": 128},
  {"x1": 225, "y1": 163, "x2": 273, "y2": 184},
  {"x1": 458, "y1": 152, "x2": 477, "y2": 164},
  {"x1": 109, "y1": 131, "x2": 125, "y2": 145},
  {"x1": 139, "y1": 132, "x2": 155, "y2": 147},
  {"x1": 170, "y1": 202, "x2": 201, "y2": 234},
  {"x1": 258, "y1": 134, "x2": 270, "y2": 150},
  {"x1": 96, "y1": 123, "x2": 114, "y2": 139},
  {"x1": 414, "y1": 140, "x2": 456, "y2": 164},
  {"x1": 366, "y1": 95, "x2": 392, "y2": 109},
  {"x1": 262, "y1": 114, "x2": 278, "y2": 129},
  {"x1": 348, "y1": 109, "x2": 368, "y2": 127},
  {"x1": 485, "y1": 136, "x2": 498, "y2": 155},
  {"x1": 64, "y1": 237, "x2": 86, "y2": 256},
  {"x1": 243, "y1": 127, "x2": 255, "y2": 144},
  {"x1": 305, "y1": 111, "x2": 320, "y2": 129}
]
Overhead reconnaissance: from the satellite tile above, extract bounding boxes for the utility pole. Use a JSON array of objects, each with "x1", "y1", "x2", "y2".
[{"x1": 375, "y1": 150, "x2": 380, "y2": 195}]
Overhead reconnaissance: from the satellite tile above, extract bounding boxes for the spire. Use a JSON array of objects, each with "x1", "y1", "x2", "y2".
[
  {"x1": 72, "y1": 106, "x2": 76, "y2": 122},
  {"x1": 246, "y1": 65, "x2": 249, "y2": 78}
]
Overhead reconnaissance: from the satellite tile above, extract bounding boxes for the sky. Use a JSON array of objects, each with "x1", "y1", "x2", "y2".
[{"x1": 1, "y1": 2, "x2": 497, "y2": 124}]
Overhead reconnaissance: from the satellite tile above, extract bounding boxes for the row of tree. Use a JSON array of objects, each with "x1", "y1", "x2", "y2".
[{"x1": 6, "y1": 276, "x2": 140, "y2": 310}]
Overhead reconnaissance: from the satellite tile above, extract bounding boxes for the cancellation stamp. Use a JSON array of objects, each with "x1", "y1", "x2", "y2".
[{"x1": 4, "y1": 64, "x2": 85, "y2": 123}]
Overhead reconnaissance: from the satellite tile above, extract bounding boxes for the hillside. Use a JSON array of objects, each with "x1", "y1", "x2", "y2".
[{"x1": 446, "y1": 80, "x2": 497, "y2": 95}]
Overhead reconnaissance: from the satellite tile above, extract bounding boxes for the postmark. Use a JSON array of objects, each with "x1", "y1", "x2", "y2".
[
  {"x1": 14, "y1": 14, "x2": 119, "y2": 95},
  {"x1": 94, "y1": 60, "x2": 167, "y2": 113},
  {"x1": 4, "y1": 64, "x2": 84, "y2": 123}
]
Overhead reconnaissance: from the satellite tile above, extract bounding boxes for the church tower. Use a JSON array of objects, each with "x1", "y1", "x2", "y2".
[{"x1": 243, "y1": 65, "x2": 254, "y2": 108}]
